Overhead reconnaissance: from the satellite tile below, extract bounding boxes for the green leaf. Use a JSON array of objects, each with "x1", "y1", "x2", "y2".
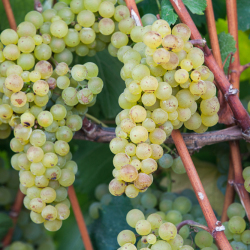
[
  {"x1": 218, "y1": 32, "x2": 236, "y2": 74},
  {"x1": 89, "y1": 196, "x2": 133, "y2": 250},
  {"x1": 0, "y1": 212, "x2": 13, "y2": 241},
  {"x1": 183, "y1": 0, "x2": 207, "y2": 15},
  {"x1": 73, "y1": 50, "x2": 123, "y2": 119},
  {"x1": 138, "y1": 0, "x2": 159, "y2": 16},
  {"x1": 0, "y1": 0, "x2": 34, "y2": 31},
  {"x1": 161, "y1": 0, "x2": 178, "y2": 25},
  {"x1": 237, "y1": 0, "x2": 250, "y2": 31},
  {"x1": 72, "y1": 140, "x2": 114, "y2": 196}
]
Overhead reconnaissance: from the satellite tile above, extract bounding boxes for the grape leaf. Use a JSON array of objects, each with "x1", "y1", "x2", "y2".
[
  {"x1": 218, "y1": 32, "x2": 237, "y2": 75},
  {"x1": 73, "y1": 50, "x2": 123, "y2": 119},
  {"x1": 183, "y1": 0, "x2": 207, "y2": 15},
  {"x1": 138, "y1": 0, "x2": 159, "y2": 16},
  {"x1": 0, "y1": 0, "x2": 34, "y2": 31},
  {"x1": 89, "y1": 196, "x2": 133, "y2": 250},
  {"x1": 72, "y1": 140, "x2": 114, "y2": 196},
  {"x1": 237, "y1": 0, "x2": 250, "y2": 31},
  {"x1": 161, "y1": 0, "x2": 178, "y2": 25}
]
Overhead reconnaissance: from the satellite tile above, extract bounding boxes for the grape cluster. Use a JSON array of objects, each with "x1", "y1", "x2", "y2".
[
  {"x1": 0, "y1": 1, "x2": 111, "y2": 231},
  {"x1": 109, "y1": 19, "x2": 220, "y2": 198},
  {"x1": 0, "y1": 164, "x2": 56, "y2": 250},
  {"x1": 243, "y1": 166, "x2": 250, "y2": 193}
]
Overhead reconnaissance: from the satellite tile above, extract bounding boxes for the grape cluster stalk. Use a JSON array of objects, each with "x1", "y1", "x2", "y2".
[{"x1": 108, "y1": 18, "x2": 220, "y2": 199}]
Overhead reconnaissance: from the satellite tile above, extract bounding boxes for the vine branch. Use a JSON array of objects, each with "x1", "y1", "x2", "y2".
[
  {"x1": 177, "y1": 220, "x2": 210, "y2": 233},
  {"x1": 240, "y1": 62, "x2": 250, "y2": 73},
  {"x1": 2, "y1": 0, "x2": 16, "y2": 30},
  {"x1": 68, "y1": 185, "x2": 93, "y2": 250}
]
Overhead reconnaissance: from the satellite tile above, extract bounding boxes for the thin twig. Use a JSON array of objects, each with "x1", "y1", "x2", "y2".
[
  {"x1": 2, "y1": 190, "x2": 25, "y2": 247},
  {"x1": 68, "y1": 185, "x2": 94, "y2": 250},
  {"x1": 2, "y1": 0, "x2": 17, "y2": 30},
  {"x1": 223, "y1": 52, "x2": 234, "y2": 69},
  {"x1": 240, "y1": 62, "x2": 250, "y2": 73},
  {"x1": 177, "y1": 220, "x2": 210, "y2": 233}
]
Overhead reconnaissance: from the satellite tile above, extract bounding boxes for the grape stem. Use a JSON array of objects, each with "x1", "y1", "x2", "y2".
[
  {"x1": 2, "y1": 0, "x2": 17, "y2": 30},
  {"x1": 75, "y1": 121, "x2": 245, "y2": 152},
  {"x1": 155, "y1": 0, "x2": 161, "y2": 12},
  {"x1": 85, "y1": 114, "x2": 108, "y2": 128},
  {"x1": 176, "y1": 220, "x2": 210, "y2": 233},
  {"x1": 34, "y1": 0, "x2": 43, "y2": 12},
  {"x1": 1, "y1": 190, "x2": 25, "y2": 247},
  {"x1": 68, "y1": 185, "x2": 94, "y2": 250},
  {"x1": 169, "y1": 0, "x2": 250, "y2": 135}
]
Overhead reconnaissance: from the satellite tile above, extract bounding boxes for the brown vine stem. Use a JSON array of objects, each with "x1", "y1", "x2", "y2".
[
  {"x1": 240, "y1": 62, "x2": 250, "y2": 73},
  {"x1": 77, "y1": 120, "x2": 243, "y2": 151},
  {"x1": 226, "y1": 0, "x2": 250, "y2": 223},
  {"x1": 221, "y1": 162, "x2": 235, "y2": 222},
  {"x1": 169, "y1": 0, "x2": 250, "y2": 135},
  {"x1": 177, "y1": 220, "x2": 210, "y2": 233},
  {"x1": 205, "y1": 0, "x2": 235, "y2": 222},
  {"x1": 229, "y1": 141, "x2": 250, "y2": 222},
  {"x1": 124, "y1": 0, "x2": 142, "y2": 26},
  {"x1": 189, "y1": 39, "x2": 206, "y2": 47},
  {"x1": 2, "y1": 0, "x2": 17, "y2": 30},
  {"x1": 171, "y1": 130, "x2": 232, "y2": 249},
  {"x1": 68, "y1": 185, "x2": 93, "y2": 250},
  {"x1": 2, "y1": 190, "x2": 25, "y2": 247}
]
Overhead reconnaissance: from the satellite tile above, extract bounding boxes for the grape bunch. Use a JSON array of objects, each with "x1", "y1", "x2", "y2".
[
  {"x1": 0, "y1": 1, "x2": 114, "y2": 231},
  {"x1": 0, "y1": 163, "x2": 56, "y2": 250},
  {"x1": 243, "y1": 166, "x2": 250, "y2": 193},
  {"x1": 109, "y1": 18, "x2": 219, "y2": 198}
]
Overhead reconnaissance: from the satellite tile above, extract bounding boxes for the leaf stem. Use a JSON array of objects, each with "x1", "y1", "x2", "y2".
[{"x1": 156, "y1": 0, "x2": 161, "y2": 12}]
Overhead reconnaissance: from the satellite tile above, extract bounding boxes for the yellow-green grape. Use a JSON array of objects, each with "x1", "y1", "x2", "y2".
[
  {"x1": 136, "y1": 143, "x2": 152, "y2": 160},
  {"x1": 128, "y1": 81, "x2": 142, "y2": 95},
  {"x1": 194, "y1": 123, "x2": 208, "y2": 133},
  {"x1": 184, "y1": 112, "x2": 202, "y2": 130},
  {"x1": 125, "y1": 143, "x2": 136, "y2": 156},
  {"x1": 201, "y1": 113, "x2": 219, "y2": 127},
  {"x1": 0, "y1": 104, "x2": 13, "y2": 119},
  {"x1": 129, "y1": 105, "x2": 147, "y2": 123},
  {"x1": 131, "y1": 159, "x2": 142, "y2": 170},
  {"x1": 30, "y1": 211, "x2": 45, "y2": 224},
  {"x1": 156, "y1": 23, "x2": 171, "y2": 38},
  {"x1": 200, "y1": 97, "x2": 220, "y2": 116},
  {"x1": 5, "y1": 74, "x2": 23, "y2": 93},
  {"x1": 151, "y1": 240, "x2": 172, "y2": 250},
  {"x1": 119, "y1": 17, "x2": 135, "y2": 34},
  {"x1": 135, "y1": 220, "x2": 152, "y2": 235},
  {"x1": 177, "y1": 107, "x2": 191, "y2": 122},
  {"x1": 30, "y1": 130, "x2": 46, "y2": 147},
  {"x1": 42, "y1": 205, "x2": 58, "y2": 221},
  {"x1": 159, "y1": 222, "x2": 177, "y2": 241},
  {"x1": 172, "y1": 23, "x2": 191, "y2": 42},
  {"x1": 196, "y1": 66, "x2": 210, "y2": 80},
  {"x1": 3, "y1": 44, "x2": 20, "y2": 61},
  {"x1": 174, "y1": 69, "x2": 189, "y2": 84},
  {"x1": 152, "y1": 48, "x2": 170, "y2": 65},
  {"x1": 155, "y1": 82, "x2": 172, "y2": 100},
  {"x1": 146, "y1": 55, "x2": 157, "y2": 67},
  {"x1": 18, "y1": 36, "x2": 35, "y2": 53},
  {"x1": 187, "y1": 48, "x2": 204, "y2": 68},
  {"x1": 142, "y1": 118, "x2": 156, "y2": 132},
  {"x1": 98, "y1": 18, "x2": 115, "y2": 35},
  {"x1": 173, "y1": 36, "x2": 184, "y2": 53},
  {"x1": 132, "y1": 64, "x2": 150, "y2": 81},
  {"x1": 37, "y1": 111, "x2": 53, "y2": 127},
  {"x1": 125, "y1": 184, "x2": 140, "y2": 198},
  {"x1": 149, "y1": 128, "x2": 166, "y2": 144},
  {"x1": 130, "y1": 126, "x2": 148, "y2": 144},
  {"x1": 123, "y1": 50, "x2": 141, "y2": 64},
  {"x1": 120, "y1": 118, "x2": 136, "y2": 133},
  {"x1": 30, "y1": 162, "x2": 46, "y2": 176},
  {"x1": 35, "y1": 175, "x2": 49, "y2": 188},
  {"x1": 141, "y1": 158, "x2": 157, "y2": 174},
  {"x1": 111, "y1": 31, "x2": 129, "y2": 48},
  {"x1": 113, "y1": 153, "x2": 131, "y2": 169},
  {"x1": 142, "y1": 92, "x2": 156, "y2": 106},
  {"x1": 42, "y1": 152, "x2": 58, "y2": 168},
  {"x1": 114, "y1": 5, "x2": 130, "y2": 22},
  {"x1": 189, "y1": 80, "x2": 207, "y2": 96},
  {"x1": 151, "y1": 108, "x2": 168, "y2": 125},
  {"x1": 6, "y1": 65, "x2": 23, "y2": 76},
  {"x1": 145, "y1": 46, "x2": 156, "y2": 56},
  {"x1": 29, "y1": 197, "x2": 46, "y2": 213},
  {"x1": 162, "y1": 34, "x2": 179, "y2": 51},
  {"x1": 40, "y1": 187, "x2": 56, "y2": 203},
  {"x1": 176, "y1": 90, "x2": 194, "y2": 108},
  {"x1": 109, "y1": 178, "x2": 126, "y2": 196},
  {"x1": 20, "y1": 171, "x2": 35, "y2": 187},
  {"x1": 117, "y1": 230, "x2": 136, "y2": 246},
  {"x1": 143, "y1": 31, "x2": 162, "y2": 49},
  {"x1": 168, "y1": 111, "x2": 178, "y2": 121},
  {"x1": 109, "y1": 137, "x2": 128, "y2": 154},
  {"x1": 11, "y1": 91, "x2": 27, "y2": 107},
  {"x1": 150, "y1": 144, "x2": 163, "y2": 160},
  {"x1": 201, "y1": 81, "x2": 216, "y2": 99},
  {"x1": 147, "y1": 213, "x2": 163, "y2": 229},
  {"x1": 130, "y1": 26, "x2": 144, "y2": 43},
  {"x1": 30, "y1": 71, "x2": 41, "y2": 82},
  {"x1": 183, "y1": 42, "x2": 193, "y2": 53},
  {"x1": 190, "y1": 70, "x2": 201, "y2": 81},
  {"x1": 55, "y1": 203, "x2": 70, "y2": 220},
  {"x1": 10, "y1": 138, "x2": 24, "y2": 153},
  {"x1": 120, "y1": 164, "x2": 138, "y2": 182},
  {"x1": 160, "y1": 96, "x2": 178, "y2": 113},
  {"x1": 77, "y1": 10, "x2": 95, "y2": 27},
  {"x1": 124, "y1": 88, "x2": 141, "y2": 102},
  {"x1": 21, "y1": 112, "x2": 35, "y2": 127},
  {"x1": 134, "y1": 173, "x2": 152, "y2": 190},
  {"x1": 126, "y1": 209, "x2": 145, "y2": 228},
  {"x1": 118, "y1": 93, "x2": 136, "y2": 109},
  {"x1": 44, "y1": 219, "x2": 62, "y2": 231},
  {"x1": 1, "y1": 29, "x2": 19, "y2": 45},
  {"x1": 17, "y1": 153, "x2": 31, "y2": 170},
  {"x1": 162, "y1": 52, "x2": 179, "y2": 71},
  {"x1": 140, "y1": 76, "x2": 158, "y2": 92},
  {"x1": 27, "y1": 146, "x2": 44, "y2": 163},
  {"x1": 180, "y1": 59, "x2": 193, "y2": 71},
  {"x1": 194, "y1": 230, "x2": 213, "y2": 248},
  {"x1": 169, "y1": 234, "x2": 184, "y2": 250},
  {"x1": 147, "y1": 234, "x2": 156, "y2": 244},
  {"x1": 58, "y1": 169, "x2": 75, "y2": 187},
  {"x1": 33, "y1": 35, "x2": 43, "y2": 45}
]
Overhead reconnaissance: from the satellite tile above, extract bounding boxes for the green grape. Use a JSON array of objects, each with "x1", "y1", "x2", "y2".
[
  {"x1": 227, "y1": 203, "x2": 246, "y2": 219},
  {"x1": 54, "y1": 48, "x2": 73, "y2": 65},
  {"x1": 45, "y1": 166, "x2": 62, "y2": 180},
  {"x1": 109, "y1": 178, "x2": 126, "y2": 196},
  {"x1": 114, "y1": 5, "x2": 130, "y2": 21},
  {"x1": 50, "y1": 20, "x2": 68, "y2": 38},
  {"x1": 1, "y1": 29, "x2": 18, "y2": 45},
  {"x1": 172, "y1": 156, "x2": 186, "y2": 174},
  {"x1": 55, "y1": 203, "x2": 70, "y2": 220},
  {"x1": 84, "y1": 62, "x2": 99, "y2": 80},
  {"x1": 20, "y1": 171, "x2": 35, "y2": 187},
  {"x1": 89, "y1": 202, "x2": 101, "y2": 219},
  {"x1": 58, "y1": 168, "x2": 75, "y2": 187},
  {"x1": 44, "y1": 219, "x2": 62, "y2": 231},
  {"x1": 10, "y1": 138, "x2": 24, "y2": 152},
  {"x1": 165, "y1": 210, "x2": 182, "y2": 225},
  {"x1": 168, "y1": 234, "x2": 184, "y2": 250},
  {"x1": 243, "y1": 167, "x2": 250, "y2": 180},
  {"x1": 111, "y1": 32, "x2": 129, "y2": 48},
  {"x1": 125, "y1": 184, "x2": 139, "y2": 198},
  {"x1": 117, "y1": 230, "x2": 136, "y2": 246},
  {"x1": 173, "y1": 196, "x2": 192, "y2": 214},
  {"x1": 77, "y1": 10, "x2": 95, "y2": 27},
  {"x1": 230, "y1": 241, "x2": 247, "y2": 250},
  {"x1": 223, "y1": 221, "x2": 234, "y2": 240},
  {"x1": 135, "y1": 219, "x2": 151, "y2": 235},
  {"x1": 159, "y1": 199, "x2": 173, "y2": 212},
  {"x1": 34, "y1": 44, "x2": 52, "y2": 61},
  {"x1": 120, "y1": 243, "x2": 137, "y2": 250},
  {"x1": 180, "y1": 246, "x2": 194, "y2": 250},
  {"x1": 49, "y1": 37, "x2": 65, "y2": 53},
  {"x1": 201, "y1": 113, "x2": 219, "y2": 127},
  {"x1": 228, "y1": 216, "x2": 246, "y2": 234},
  {"x1": 27, "y1": 186, "x2": 41, "y2": 200},
  {"x1": 98, "y1": 18, "x2": 115, "y2": 35},
  {"x1": 241, "y1": 230, "x2": 250, "y2": 244},
  {"x1": 200, "y1": 97, "x2": 220, "y2": 116},
  {"x1": 79, "y1": 28, "x2": 96, "y2": 44},
  {"x1": 27, "y1": 146, "x2": 44, "y2": 163},
  {"x1": 141, "y1": 193, "x2": 157, "y2": 209},
  {"x1": 30, "y1": 211, "x2": 45, "y2": 224},
  {"x1": 151, "y1": 240, "x2": 171, "y2": 250},
  {"x1": 179, "y1": 225, "x2": 190, "y2": 239},
  {"x1": 147, "y1": 213, "x2": 163, "y2": 229},
  {"x1": 126, "y1": 209, "x2": 145, "y2": 228},
  {"x1": 30, "y1": 197, "x2": 46, "y2": 213},
  {"x1": 159, "y1": 222, "x2": 177, "y2": 241},
  {"x1": 118, "y1": 17, "x2": 135, "y2": 35},
  {"x1": 41, "y1": 205, "x2": 58, "y2": 221},
  {"x1": 142, "y1": 14, "x2": 157, "y2": 26},
  {"x1": 55, "y1": 186, "x2": 67, "y2": 202},
  {"x1": 58, "y1": 7, "x2": 75, "y2": 25},
  {"x1": 29, "y1": 130, "x2": 46, "y2": 147},
  {"x1": 195, "y1": 230, "x2": 213, "y2": 248}
]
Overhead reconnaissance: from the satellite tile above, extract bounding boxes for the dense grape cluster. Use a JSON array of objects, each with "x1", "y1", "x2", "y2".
[
  {"x1": 0, "y1": 1, "x2": 113, "y2": 231},
  {"x1": 0, "y1": 163, "x2": 56, "y2": 250}
]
